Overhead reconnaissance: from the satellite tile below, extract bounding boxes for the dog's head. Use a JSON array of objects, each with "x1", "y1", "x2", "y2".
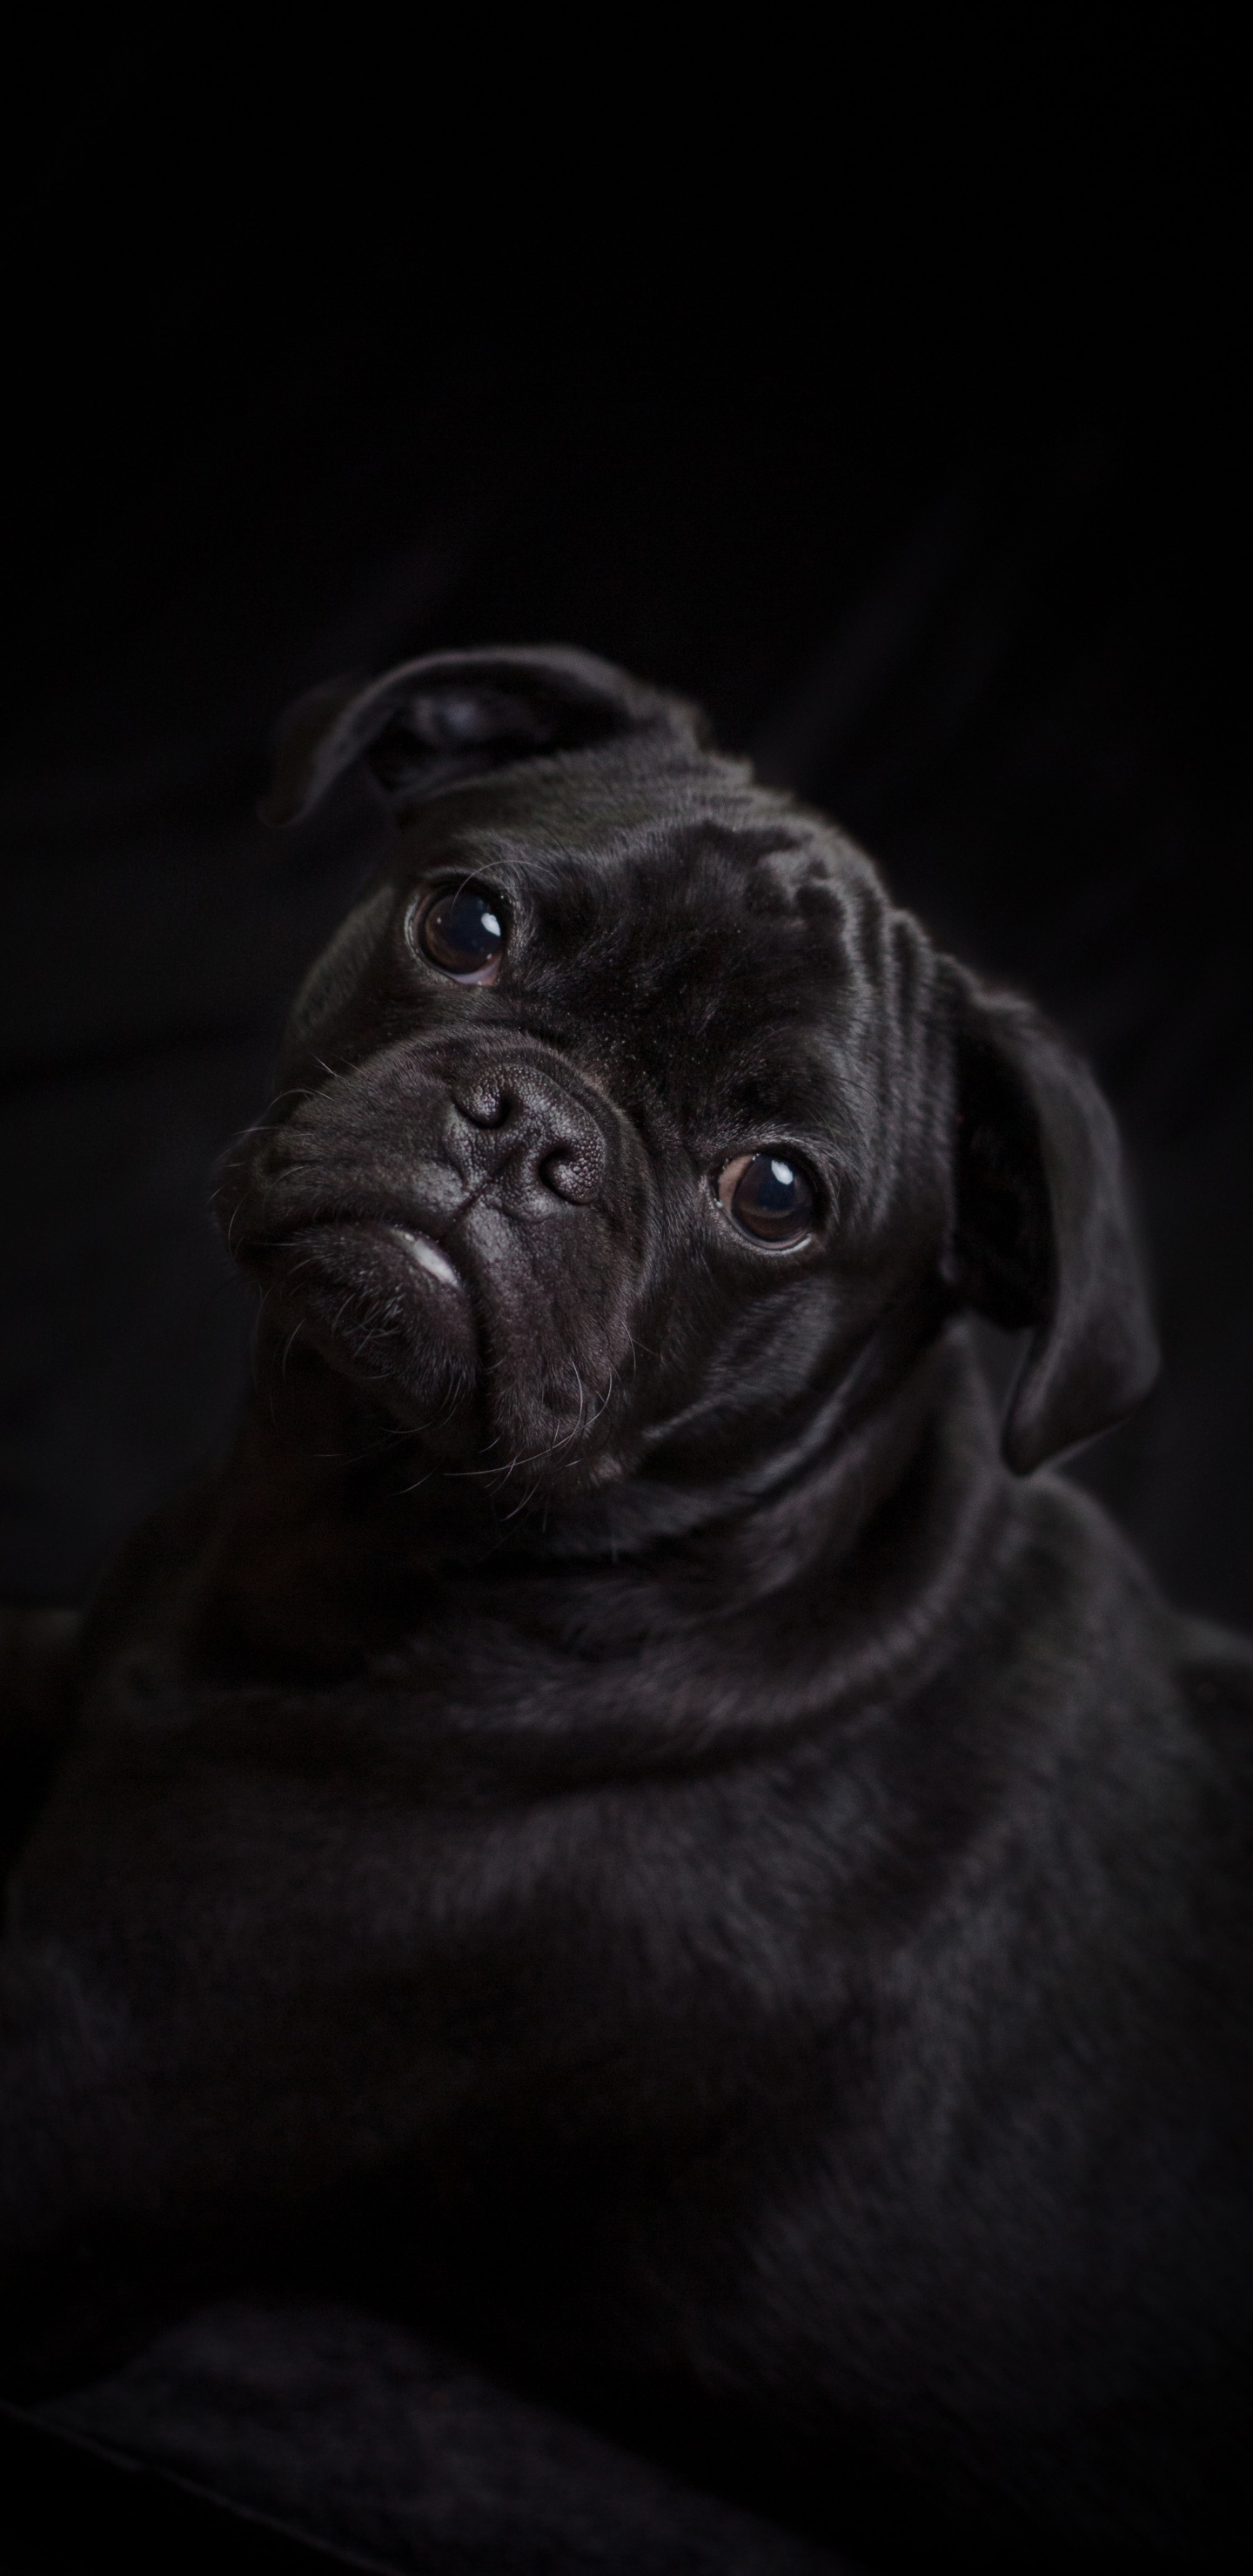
[{"x1": 218, "y1": 646, "x2": 1156, "y2": 1509}]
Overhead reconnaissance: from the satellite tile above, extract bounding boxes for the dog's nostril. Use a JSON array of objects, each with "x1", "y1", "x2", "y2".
[
  {"x1": 539, "y1": 1143, "x2": 600, "y2": 1204},
  {"x1": 456, "y1": 1084, "x2": 512, "y2": 1129}
]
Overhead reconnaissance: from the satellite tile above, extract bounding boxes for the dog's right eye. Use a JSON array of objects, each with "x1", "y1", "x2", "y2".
[
  {"x1": 717, "y1": 1151, "x2": 816, "y2": 1248},
  {"x1": 412, "y1": 887, "x2": 506, "y2": 983}
]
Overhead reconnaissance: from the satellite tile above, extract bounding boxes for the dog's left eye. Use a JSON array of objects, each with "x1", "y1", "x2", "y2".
[
  {"x1": 413, "y1": 887, "x2": 506, "y2": 983},
  {"x1": 717, "y1": 1152, "x2": 816, "y2": 1248}
]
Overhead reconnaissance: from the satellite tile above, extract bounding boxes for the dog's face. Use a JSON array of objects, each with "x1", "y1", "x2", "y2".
[{"x1": 218, "y1": 649, "x2": 1156, "y2": 1502}]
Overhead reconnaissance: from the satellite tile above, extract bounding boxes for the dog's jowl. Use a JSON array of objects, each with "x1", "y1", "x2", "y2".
[{"x1": 3, "y1": 648, "x2": 1250, "y2": 2568}]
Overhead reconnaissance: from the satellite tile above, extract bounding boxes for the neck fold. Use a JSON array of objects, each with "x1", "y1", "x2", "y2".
[{"x1": 186, "y1": 1320, "x2": 1012, "y2": 1772}]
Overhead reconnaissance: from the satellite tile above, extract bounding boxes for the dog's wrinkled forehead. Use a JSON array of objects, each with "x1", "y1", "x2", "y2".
[{"x1": 289, "y1": 748, "x2": 916, "y2": 1175}]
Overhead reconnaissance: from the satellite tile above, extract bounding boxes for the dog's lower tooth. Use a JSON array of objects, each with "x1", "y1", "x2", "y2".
[{"x1": 399, "y1": 1234, "x2": 459, "y2": 1289}]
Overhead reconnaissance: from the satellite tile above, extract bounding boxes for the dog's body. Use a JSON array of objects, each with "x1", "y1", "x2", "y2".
[{"x1": 3, "y1": 651, "x2": 1250, "y2": 2567}]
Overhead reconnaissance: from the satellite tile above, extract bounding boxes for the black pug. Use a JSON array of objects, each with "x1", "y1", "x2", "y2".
[{"x1": 3, "y1": 648, "x2": 1251, "y2": 2570}]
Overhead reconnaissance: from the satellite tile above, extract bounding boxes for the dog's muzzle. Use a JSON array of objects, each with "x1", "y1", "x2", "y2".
[{"x1": 217, "y1": 1038, "x2": 653, "y2": 1468}]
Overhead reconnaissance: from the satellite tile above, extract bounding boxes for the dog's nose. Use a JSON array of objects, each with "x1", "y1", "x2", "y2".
[{"x1": 447, "y1": 1070, "x2": 607, "y2": 1208}]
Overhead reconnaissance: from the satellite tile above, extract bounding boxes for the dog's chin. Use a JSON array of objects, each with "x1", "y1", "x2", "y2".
[
  {"x1": 249, "y1": 1220, "x2": 480, "y2": 1428},
  {"x1": 240, "y1": 1218, "x2": 643, "y2": 1498}
]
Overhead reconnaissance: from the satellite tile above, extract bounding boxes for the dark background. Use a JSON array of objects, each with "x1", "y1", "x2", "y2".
[
  {"x1": 0, "y1": 44, "x2": 1249, "y2": 2576},
  {"x1": 3, "y1": 37, "x2": 1250, "y2": 1630}
]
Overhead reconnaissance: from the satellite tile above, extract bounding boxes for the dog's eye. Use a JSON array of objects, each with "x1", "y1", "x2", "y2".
[
  {"x1": 717, "y1": 1152, "x2": 816, "y2": 1248},
  {"x1": 414, "y1": 887, "x2": 506, "y2": 983}
]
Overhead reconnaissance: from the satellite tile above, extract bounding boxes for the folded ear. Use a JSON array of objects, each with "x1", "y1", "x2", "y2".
[
  {"x1": 946, "y1": 965, "x2": 1158, "y2": 1472},
  {"x1": 258, "y1": 645, "x2": 701, "y2": 827}
]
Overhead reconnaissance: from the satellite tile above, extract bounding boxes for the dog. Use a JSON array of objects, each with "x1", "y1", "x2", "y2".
[{"x1": 3, "y1": 647, "x2": 1251, "y2": 2569}]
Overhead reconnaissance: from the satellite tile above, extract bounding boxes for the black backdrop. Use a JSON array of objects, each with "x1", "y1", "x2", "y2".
[{"x1": 3, "y1": 38, "x2": 1249, "y2": 1631}]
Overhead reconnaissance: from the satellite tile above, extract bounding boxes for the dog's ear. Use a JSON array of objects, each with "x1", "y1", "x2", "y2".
[
  {"x1": 259, "y1": 647, "x2": 701, "y2": 827},
  {"x1": 946, "y1": 967, "x2": 1158, "y2": 1472}
]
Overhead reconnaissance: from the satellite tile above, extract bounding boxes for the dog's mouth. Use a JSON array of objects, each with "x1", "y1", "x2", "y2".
[
  {"x1": 218, "y1": 1050, "x2": 657, "y2": 1480},
  {"x1": 238, "y1": 1210, "x2": 480, "y2": 1423},
  {"x1": 280, "y1": 1217, "x2": 464, "y2": 1295},
  {"x1": 238, "y1": 1208, "x2": 467, "y2": 1293}
]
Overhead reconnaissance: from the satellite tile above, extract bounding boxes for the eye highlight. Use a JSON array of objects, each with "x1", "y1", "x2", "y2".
[
  {"x1": 412, "y1": 886, "x2": 506, "y2": 983},
  {"x1": 717, "y1": 1151, "x2": 816, "y2": 1248}
]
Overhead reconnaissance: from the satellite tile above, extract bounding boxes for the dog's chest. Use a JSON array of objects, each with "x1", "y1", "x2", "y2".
[{"x1": 67, "y1": 1655, "x2": 884, "y2": 2162}]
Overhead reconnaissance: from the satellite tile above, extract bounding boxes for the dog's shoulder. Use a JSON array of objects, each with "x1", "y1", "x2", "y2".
[
  {"x1": 1169, "y1": 1611, "x2": 1253, "y2": 1870},
  {"x1": 919, "y1": 1466, "x2": 1253, "y2": 1970},
  {"x1": 1172, "y1": 1612, "x2": 1253, "y2": 1723}
]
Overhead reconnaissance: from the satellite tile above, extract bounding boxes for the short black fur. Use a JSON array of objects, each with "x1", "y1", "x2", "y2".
[{"x1": 2, "y1": 647, "x2": 1248, "y2": 2571}]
